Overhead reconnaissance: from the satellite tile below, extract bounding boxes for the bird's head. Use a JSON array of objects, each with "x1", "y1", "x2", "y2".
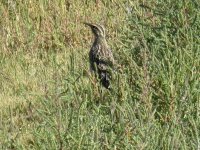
[{"x1": 84, "y1": 22, "x2": 105, "y2": 38}]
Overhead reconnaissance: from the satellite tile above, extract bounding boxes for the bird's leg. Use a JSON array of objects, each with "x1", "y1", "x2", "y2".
[{"x1": 89, "y1": 71, "x2": 100, "y2": 99}]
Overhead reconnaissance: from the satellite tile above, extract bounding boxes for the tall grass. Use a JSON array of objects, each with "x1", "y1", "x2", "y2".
[{"x1": 0, "y1": 0, "x2": 199, "y2": 149}]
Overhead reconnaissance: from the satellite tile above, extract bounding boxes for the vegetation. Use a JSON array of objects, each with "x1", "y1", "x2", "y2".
[{"x1": 0, "y1": 0, "x2": 199, "y2": 149}]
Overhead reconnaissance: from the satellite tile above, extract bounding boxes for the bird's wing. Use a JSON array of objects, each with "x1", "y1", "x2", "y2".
[{"x1": 99, "y1": 45, "x2": 115, "y2": 67}]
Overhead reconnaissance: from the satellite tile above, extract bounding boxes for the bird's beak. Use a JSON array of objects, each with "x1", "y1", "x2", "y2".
[{"x1": 83, "y1": 22, "x2": 93, "y2": 27}]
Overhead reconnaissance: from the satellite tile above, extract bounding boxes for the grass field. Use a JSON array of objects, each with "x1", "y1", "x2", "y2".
[{"x1": 0, "y1": 0, "x2": 199, "y2": 149}]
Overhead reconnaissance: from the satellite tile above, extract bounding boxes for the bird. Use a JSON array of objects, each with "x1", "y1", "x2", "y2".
[{"x1": 84, "y1": 22, "x2": 115, "y2": 89}]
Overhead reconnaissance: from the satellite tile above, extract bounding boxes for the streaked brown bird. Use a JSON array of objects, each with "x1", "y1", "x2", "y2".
[{"x1": 84, "y1": 22, "x2": 115, "y2": 89}]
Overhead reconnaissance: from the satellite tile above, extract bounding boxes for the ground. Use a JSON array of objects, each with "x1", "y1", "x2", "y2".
[{"x1": 0, "y1": 0, "x2": 199, "y2": 149}]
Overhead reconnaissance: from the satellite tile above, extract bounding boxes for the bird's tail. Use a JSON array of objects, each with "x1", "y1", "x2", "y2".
[{"x1": 99, "y1": 71, "x2": 111, "y2": 89}]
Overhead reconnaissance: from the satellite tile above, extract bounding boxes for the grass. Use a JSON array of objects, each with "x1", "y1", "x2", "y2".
[{"x1": 0, "y1": 0, "x2": 199, "y2": 149}]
